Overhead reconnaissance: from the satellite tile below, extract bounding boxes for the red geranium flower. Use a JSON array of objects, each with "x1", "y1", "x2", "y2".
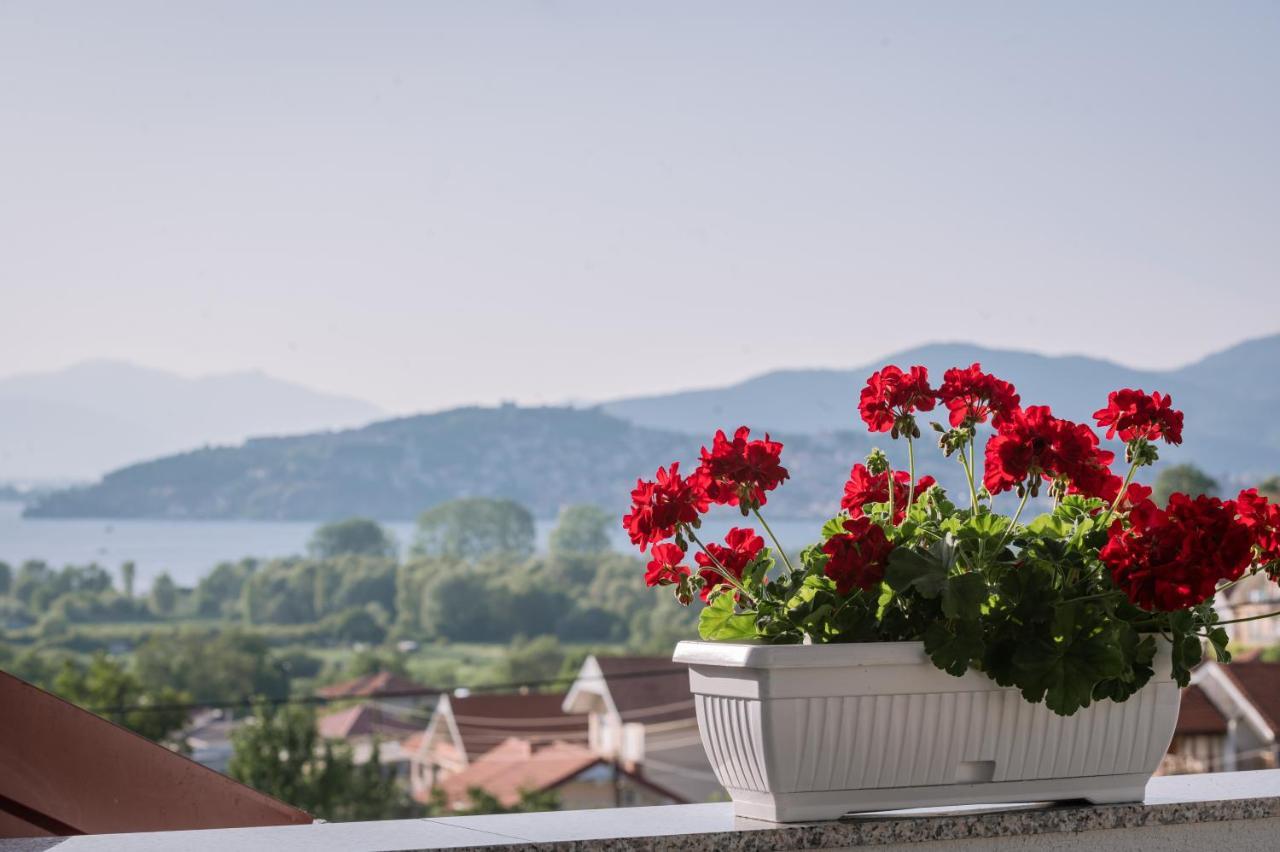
[
  {"x1": 841, "y1": 463, "x2": 936, "y2": 524},
  {"x1": 858, "y1": 365, "x2": 936, "y2": 434},
  {"x1": 698, "y1": 426, "x2": 789, "y2": 510},
  {"x1": 1100, "y1": 493, "x2": 1254, "y2": 611},
  {"x1": 694, "y1": 527, "x2": 765, "y2": 602},
  {"x1": 644, "y1": 543, "x2": 690, "y2": 587},
  {"x1": 936, "y1": 363, "x2": 1021, "y2": 428},
  {"x1": 623, "y1": 462, "x2": 710, "y2": 550},
  {"x1": 822, "y1": 517, "x2": 894, "y2": 595},
  {"x1": 1093, "y1": 389, "x2": 1184, "y2": 445},
  {"x1": 1238, "y1": 488, "x2": 1280, "y2": 570},
  {"x1": 984, "y1": 406, "x2": 1115, "y2": 499}
]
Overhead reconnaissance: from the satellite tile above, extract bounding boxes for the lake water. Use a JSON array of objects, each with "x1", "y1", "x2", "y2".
[{"x1": 0, "y1": 502, "x2": 825, "y2": 591}]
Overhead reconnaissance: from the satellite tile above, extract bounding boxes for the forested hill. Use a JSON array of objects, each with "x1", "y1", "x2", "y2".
[{"x1": 23, "y1": 407, "x2": 877, "y2": 521}]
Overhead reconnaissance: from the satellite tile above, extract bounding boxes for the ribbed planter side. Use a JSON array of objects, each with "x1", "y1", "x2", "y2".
[{"x1": 674, "y1": 641, "x2": 1180, "y2": 822}]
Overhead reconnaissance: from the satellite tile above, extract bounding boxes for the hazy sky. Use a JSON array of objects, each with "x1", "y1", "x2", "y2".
[{"x1": 2, "y1": 1, "x2": 1277, "y2": 413}]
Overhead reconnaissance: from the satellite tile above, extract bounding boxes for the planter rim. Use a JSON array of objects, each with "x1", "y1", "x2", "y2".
[
  {"x1": 673, "y1": 637, "x2": 1174, "y2": 673},
  {"x1": 674, "y1": 639, "x2": 935, "y2": 669}
]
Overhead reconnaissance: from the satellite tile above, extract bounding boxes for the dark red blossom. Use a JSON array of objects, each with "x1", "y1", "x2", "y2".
[
  {"x1": 983, "y1": 406, "x2": 1115, "y2": 499},
  {"x1": 936, "y1": 363, "x2": 1021, "y2": 428},
  {"x1": 1100, "y1": 493, "x2": 1254, "y2": 611},
  {"x1": 858, "y1": 365, "x2": 936, "y2": 434},
  {"x1": 822, "y1": 517, "x2": 895, "y2": 595},
  {"x1": 698, "y1": 426, "x2": 789, "y2": 509},
  {"x1": 1237, "y1": 488, "x2": 1280, "y2": 570},
  {"x1": 1093, "y1": 389, "x2": 1184, "y2": 445},
  {"x1": 644, "y1": 543, "x2": 690, "y2": 587},
  {"x1": 623, "y1": 462, "x2": 710, "y2": 550},
  {"x1": 841, "y1": 463, "x2": 936, "y2": 524},
  {"x1": 694, "y1": 527, "x2": 765, "y2": 602}
]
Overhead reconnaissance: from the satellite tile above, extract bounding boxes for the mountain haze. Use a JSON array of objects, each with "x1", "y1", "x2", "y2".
[
  {"x1": 0, "y1": 361, "x2": 383, "y2": 480},
  {"x1": 23, "y1": 334, "x2": 1280, "y2": 520}
]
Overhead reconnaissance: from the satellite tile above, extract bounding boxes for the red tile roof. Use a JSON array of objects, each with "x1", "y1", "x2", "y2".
[
  {"x1": 316, "y1": 703, "x2": 422, "y2": 740},
  {"x1": 1175, "y1": 685, "x2": 1228, "y2": 736},
  {"x1": 446, "y1": 693, "x2": 588, "y2": 760},
  {"x1": 437, "y1": 738, "x2": 601, "y2": 809},
  {"x1": 315, "y1": 671, "x2": 428, "y2": 700}
]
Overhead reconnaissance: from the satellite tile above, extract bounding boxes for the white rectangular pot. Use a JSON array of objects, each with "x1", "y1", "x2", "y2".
[{"x1": 673, "y1": 640, "x2": 1180, "y2": 822}]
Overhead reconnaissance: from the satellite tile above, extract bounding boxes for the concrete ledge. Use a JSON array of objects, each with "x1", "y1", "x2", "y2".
[{"x1": 5, "y1": 770, "x2": 1280, "y2": 851}]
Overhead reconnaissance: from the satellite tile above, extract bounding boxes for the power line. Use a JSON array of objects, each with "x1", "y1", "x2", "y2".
[{"x1": 86, "y1": 666, "x2": 689, "y2": 716}]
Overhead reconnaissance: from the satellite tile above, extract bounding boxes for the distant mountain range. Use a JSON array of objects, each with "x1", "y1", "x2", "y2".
[
  {"x1": 21, "y1": 334, "x2": 1280, "y2": 520},
  {"x1": 0, "y1": 361, "x2": 383, "y2": 480}
]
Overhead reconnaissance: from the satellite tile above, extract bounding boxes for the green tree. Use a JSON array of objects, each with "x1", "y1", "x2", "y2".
[
  {"x1": 308, "y1": 518, "x2": 397, "y2": 559},
  {"x1": 412, "y1": 498, "x2": 535, "y2": 561},
  {"x1": 52, "y1": 653, "x2": 190, "y2": 745},
  {"x1": 0, "y1": 561, "x2": 10, "y2": 596},
  {"x1": 486, "y1": 635, "x2": 565, "y2": 688},
  {"x1": 120, "y1": 561, "x2": 136, "y2": 599},
  {"x1": 194, "y1": 559, "x2": 257, "y2": 618},
  {"x1": 548, "y1": 505, "x2": 611, "y2": 557},
  {"x1": 1260, "y1": 475, "x2": 1280, "y2": 500},
  {"x1": 134, "y1": 629, "x2": 289, "y2": 704},
  {"x1": 1153, "y1": 464, "x2": 1219, "y2": 505},
  {"x1": 228, "y1": 702, "x2": 419, "y2": 821},
  {"x1": 453, "y1": 786, "x2": 560, "y2": 816},
  {"x1": 149, "y1": 572, "x2": 178, "y2": 617}
]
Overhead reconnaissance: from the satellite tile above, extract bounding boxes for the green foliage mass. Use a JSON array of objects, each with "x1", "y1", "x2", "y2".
[
  {"x1": 413, "y1": 497, "x2": 535, "y2": 560},
  {"x1": 228, "y1": 702, "x2": 420, "y2": 822},
  {"x1": 700, "y1": 489, "x2": 1230, "y2": 716},
  {"x1": 308, "y1": 518, "x2": 398, "y2": 559},
  {"x1": 51, "y1": 652, "x2": 190, "y2": 745}
]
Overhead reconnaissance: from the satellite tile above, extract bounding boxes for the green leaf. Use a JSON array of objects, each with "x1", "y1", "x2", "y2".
[
  {"x1": 942, "y1": 572, "x2": 988, "y2": 621},
  {"x1": 924, "y1": 620, "x2": 984, "y2": 676},
  {"x1": 1026, "y1": 514, "x2": 1070, "y2": 537},
  {"x1": 1207, "y1": 627, "x2": 1231, "y2": 663},
  {"x1": 697, "y1": 593, "x2": 758, "y2": 641},
  {"x1": 884, "y1": 538, "x2": 956, "y2": 598}
]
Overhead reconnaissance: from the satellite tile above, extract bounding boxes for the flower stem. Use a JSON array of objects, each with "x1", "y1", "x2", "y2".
[
  {"x1": 686, "y1": 528, "x2": 757, "y2": 606},
  {"x1": 752, "y1": 507, "x2": 796, "y2": 574},
  {"x1": 996, "y1": 488, "x2": 1031, "y2": 552},
  {"x1": 886, "y1": 461, "x2": 896, "y2": 525},
  {"x1": 967, "y1": 437, "x2": 979, "y2": 507},
  {"x1": 1099, "y1": 461, "x2": 1139, "y2": 528},
  {"x1": 1214, "y1": 608, "x2": 1280, "y2": 627},
  {"x1": 906, "y1": 436, "x2": 917, "y2": 510}
]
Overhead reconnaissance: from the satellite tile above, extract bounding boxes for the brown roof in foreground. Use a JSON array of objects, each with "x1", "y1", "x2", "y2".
[
  {"x1": 1222, "y1": 661, "x2": 1280, "y2": 731},
  {"x1": 316, "y1": 703, "x2": 422, "y2": 740},
  {"x1": 595, "y1": 656, "x2": 694, "y2": 723},
  {"x1": 1175, "y1": 685, "x2": 1228, "y2": 736},
  {"x1": 0, "y1": 670, "x2": 310, "y2": 838},
  {"x1": 446, "y1": 693, "x2": 588, "y2": 760},
  {"x1": 315, "y1": 671, "x2": 428, "y2": 700}
]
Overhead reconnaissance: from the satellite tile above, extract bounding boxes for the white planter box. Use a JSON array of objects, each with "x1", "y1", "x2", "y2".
[{"x1": 673, "y1": 640, "x2": 1180, "y2": 822}]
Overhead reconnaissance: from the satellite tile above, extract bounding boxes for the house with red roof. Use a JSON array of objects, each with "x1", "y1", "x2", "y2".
[
  {"x1": 561, "y1": 655, "x2": 721, "y2": 804},
  {"x1": 435, "y1": 737, "x2": 682, "y2": 812},
  {"x1": 316, "y1": 702, "x2": 424, "y2": 782},
  {"x1": 1161, "y1": 659, "x2": 1280, "y2": 775},
  {"x1": 408, "y1": 691, "x2": 588, "y2": 803},
  {"x1": 315, "y1": 671, "x2": 430, "y2": 709}
]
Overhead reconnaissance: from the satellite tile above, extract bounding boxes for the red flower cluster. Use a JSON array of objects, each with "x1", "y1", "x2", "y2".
[
  {"x1": 623, "y1": 462, "x2": 710, "y2": 550},
  {"x1": 694, "y1": 527, "x2": 765, "y2": 602},
  {"x1": 1100, "y1": 493, "x2": 1254, "y2": 611},
  {"x1": 698, "y1": 426, "x2": 789, "y2": 510},
  {"x1": 983, "y1": 406, "x2": 1115, "y2": 499},
  {"x1": 1237, "y1": 489, "x2": 1280, "y2": 570},
  {"x1": 644, "y1": 543, "x2": 690, "y2": 587},
  {"x1": 1093, "y1": 389, "x2": 1184, "y2": 445},
  {"x1": 841, "y1": 463, "x2": 936, "y2": 524},
  {"x1": 858, "y1": 365, "x2": 936, "y2": 433},
  {"x1": 937, "y1": 363, "x2": 1021, "y2": 428},
  {"x1": 822, "y1": 517, "x2": 894, "y2": 595}
]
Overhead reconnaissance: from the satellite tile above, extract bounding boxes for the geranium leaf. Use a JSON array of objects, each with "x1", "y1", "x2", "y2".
[{"x1": 697, "y1": 592, "x2": 757, "y2": 641}]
